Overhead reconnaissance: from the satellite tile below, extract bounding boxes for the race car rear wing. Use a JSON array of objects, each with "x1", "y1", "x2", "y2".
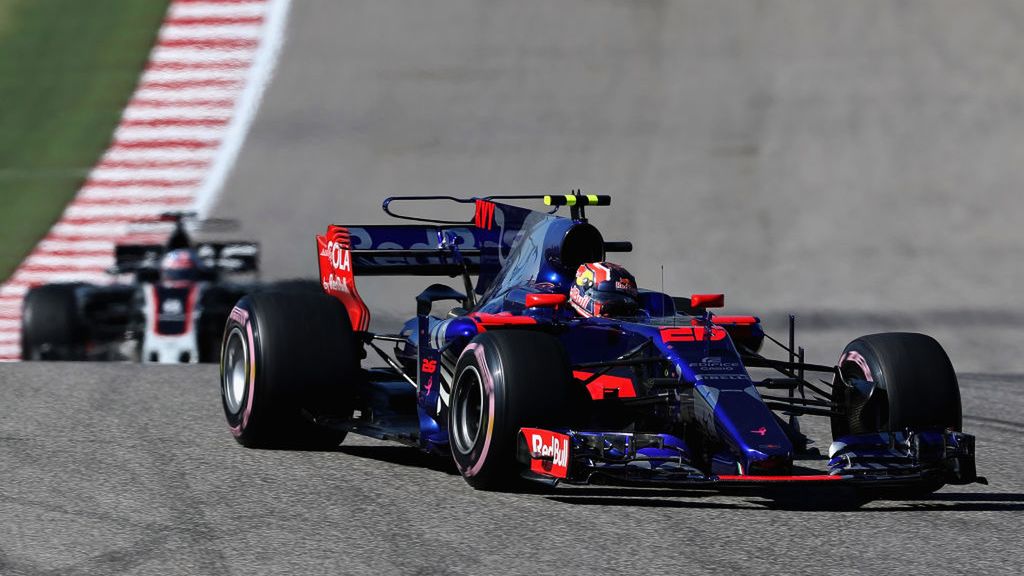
[
  {"x1": 112, "y1": 241, "x2": 260, "y2": 277},
  {"x1": 317, "y1": 194, "x2": 630, "y2": 331},
  {"x1": 197, "y1": 242, "x2": 260, "y2": 272},
  {"x1": 332, "y1": 225, "x2": 485, "y2": 277},
  {"x1": 333, "y1": 194, "x2": 630, "y2": 278}
]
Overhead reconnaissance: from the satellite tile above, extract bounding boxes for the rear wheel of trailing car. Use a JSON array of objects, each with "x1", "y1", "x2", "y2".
[
  {"x1": 220, "y1": 291, "x2": 359, "y2": 449},
  {"x1": 448, "y1": 330, "x2": 573, "y2": 490},
  {"x1": 831, "y1": 332, "x2": 961, "y2": 495},
  {"x1": 21, "y1": 284, "x2": 86, "y2": 361}
]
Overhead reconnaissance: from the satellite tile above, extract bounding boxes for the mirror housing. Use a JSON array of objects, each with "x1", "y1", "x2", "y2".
[
  {"x1": 690, "y1": 293, "x2": 725, "y2": 308},
  {"x1": 525, "y1": 293, "x2": 568, "y2": 308}
]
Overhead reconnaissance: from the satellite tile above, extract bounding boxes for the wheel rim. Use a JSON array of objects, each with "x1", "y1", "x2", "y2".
[
  {"x1": 451, "y1": 365, "x2": 485, "y2": 455},
  {"x1": 223, "y1": 327, "x2": 249, "y2": 416},
  {"x1": 840, "y1": 360, "x2": 888, "y2": 433}
]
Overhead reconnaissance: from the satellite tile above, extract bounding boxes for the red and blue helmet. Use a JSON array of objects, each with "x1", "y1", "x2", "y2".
[
  {"x1": 569, "y1": 261, "x2": 639, "y2": 318},
  {"x1": 160, "y1": 249, "x2": 207, "y2": 284}
]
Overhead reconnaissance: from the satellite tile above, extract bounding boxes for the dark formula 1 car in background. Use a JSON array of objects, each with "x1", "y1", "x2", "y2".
[
  {"x1": 219, "y1": 193, "x2": 982, "y2": 496},
  {"x1": 21, "y1": 213, "x2": 308, "y2": 364}
]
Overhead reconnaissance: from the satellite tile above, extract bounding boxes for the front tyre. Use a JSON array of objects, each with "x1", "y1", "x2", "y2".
[
  {"x1": 448, "y1": 330, "x2": 573, "y2": 490},
  {"x1": 831, "y1": 332, "x2": 961, "y2": 437},
  {"x1": 831, "y1": 332, "x2": 962, "y2": 496},
  {"x1": 221, "y1": 291, "x2": 359, "y2": 449}
]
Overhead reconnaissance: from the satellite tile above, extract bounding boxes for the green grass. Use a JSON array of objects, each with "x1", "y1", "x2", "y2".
[{"x1": 0, "y1": 0, "x2": 170, "y2": 281}]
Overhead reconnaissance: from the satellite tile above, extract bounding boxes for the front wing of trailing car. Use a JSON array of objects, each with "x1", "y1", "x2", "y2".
[{"x1": 517, "y1": 427, "x2": 983, "y2": 489}]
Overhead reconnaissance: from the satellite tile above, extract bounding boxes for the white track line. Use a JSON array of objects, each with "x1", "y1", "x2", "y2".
[
  {"x1": 160, "y1": 25, "x2": 264, "y2": 40},
  {"x1": 195, "y1": 0, "x2": 291, "y2": 217},
  {"x1": 149, "y1": 47, "x2": 258, "y2": 63},
  {"x1": 102, "y1": 148, "x2": 217, "y2": 162},
  {"x1": 12, "y1": 270, "x2": 114, "y2": 285},
  {"x1": 23, "y1": 255, "x2": 116, "y2": 269},
  {"x1": 134, "y1": 86, "x2": 247, "y2": 101},
  {"x1": 141, "y1": 68, "x2": 250, "y2": 83},
  {"x1": 88, "y1": 167, "x2": 209, "y2": 181},
  {"x1": 115, "y1": 125, "x2": 228, "y2": 141},
  {"x1": 123, "y1": 107, "x2": 234, "y2": 121},
  {"x1": 49, "y1": 222, "x2": 133, "y2": 236},
  {"x1": 169, "y1": 4, "x2": 267, "y2": 20},
  {"x1": 64, "y1": 204, "x2": 193, "y2": 219}
]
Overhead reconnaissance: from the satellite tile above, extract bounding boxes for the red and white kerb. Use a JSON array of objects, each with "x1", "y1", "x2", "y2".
[{"x1": 0, "y1": 0, "x2": 287, "y2": 360}]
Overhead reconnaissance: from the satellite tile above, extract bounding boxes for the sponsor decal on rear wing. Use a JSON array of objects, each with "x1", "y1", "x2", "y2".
[
  {"x1": 317, "y1": 226, "x2": 371, "y2": 331},
  {"x1": 338, "y1": 225, "x2": 489, "y2": 277}
]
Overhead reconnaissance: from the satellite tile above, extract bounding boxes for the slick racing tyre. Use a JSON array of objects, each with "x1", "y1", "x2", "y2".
[
  {"x1": 21, "y1": 284, "x2": 86, "y2": 360},
  {"x1": 220, "y1": 291, "x2": 359, "y2": 449},
  {"x1": 832, "y1": 332, "x2": 961, "y2": 437},
  {"x1": 448, "y1": 330, "x2": 573, "y2": 490},
  {"x1": 831, "y1": 332, "x2": 961, "y2": 495}
]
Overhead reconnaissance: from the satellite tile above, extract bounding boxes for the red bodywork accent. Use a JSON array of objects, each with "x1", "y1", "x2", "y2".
[
  {"x1": 520, "y1": 428, "x2": 570, "y2": 479},
  {"x1": 474, "y1": 199, "x2": 496, "y2": 230},
  {"x1": 468, "y1": 312, "x2": 537, "y2": 331},
  {"x1": 316, "y1": 225, "x2": 371, "y2": 331},
  {"x1": 573, "y1": 370, "x2": 637, "y2": 400},
  {"x1": 421, "y1": 358, "x2": 437, "y2": 373},
  {"x1": 690, "y1": 293, "x2": 725, "y2": 308},
  {"x1": 697, "y1": 315, "x2": 758, "y2": 326},
  {"x1": 525, "y1": 293, "x2": 567, "y2": 308},
  {"x1": 147, "y1": 285, "x2": 159, "y2": 336},
  {"x1": 659, "y1": 326, "x2": 728, "y2": 342}
]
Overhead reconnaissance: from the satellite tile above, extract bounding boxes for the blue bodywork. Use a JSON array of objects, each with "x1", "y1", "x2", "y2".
[{"x1": 337, "y1": 197, "x2": 977, "y2": 487}]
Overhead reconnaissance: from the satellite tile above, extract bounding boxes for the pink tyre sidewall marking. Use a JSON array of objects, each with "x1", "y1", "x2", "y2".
[
  {"x1": 242, "y1": 316, "x2": 257, "y2": 430},
  {"x1": 839, "y1": 350, "x2": 874, "y2": 382},
  {"x1": 460, "y1": 342, "x2": 497, "y2": 478},
  {"x1": 226, "y1": 304, "x2": 256, "y2": 436}
]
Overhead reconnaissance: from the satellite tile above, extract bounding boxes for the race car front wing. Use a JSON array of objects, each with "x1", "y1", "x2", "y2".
[{"x1": 517, "y1": 427, "x2": 983, "y2": 488}]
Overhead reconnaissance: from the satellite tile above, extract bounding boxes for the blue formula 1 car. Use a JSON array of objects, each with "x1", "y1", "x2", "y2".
[{"x1": 218, "y1": 194, "x2": 983, "y2": 495}]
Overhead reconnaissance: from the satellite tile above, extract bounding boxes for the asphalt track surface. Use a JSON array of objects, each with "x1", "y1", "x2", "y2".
[
  {"x1": 1, "y1": 363, "x2": 1021, "y2": 575},
  {"x1": 4, "y1": 1, "x2": 1024, "y2": 574}
]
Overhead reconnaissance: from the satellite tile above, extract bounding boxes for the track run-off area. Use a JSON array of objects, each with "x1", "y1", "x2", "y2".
[{"x1": 3, "y1": 1, "x2": 1024, "y2": 574}]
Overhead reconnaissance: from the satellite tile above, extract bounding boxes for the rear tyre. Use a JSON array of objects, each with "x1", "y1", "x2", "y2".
[
  {"x1": 448, "y1": 330, "x2": 573, "y2": 490},
  {"x1": 21, "y1": 284, "x2": 86, "y2": 360},
  {"x1": 831, "y1": 332, "x2": 961, "y2": 496},
  {"x1": 220, "y1": 291, "x2": 358, "y2": 449}
]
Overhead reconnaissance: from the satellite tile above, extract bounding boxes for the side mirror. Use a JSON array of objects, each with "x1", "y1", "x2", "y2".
[
  {"x1": 690, "y1": 293, "x2": 724, "y2": 308},
  {"x1": 525, "y1": 293, "x2": 568, "y2": 308}
]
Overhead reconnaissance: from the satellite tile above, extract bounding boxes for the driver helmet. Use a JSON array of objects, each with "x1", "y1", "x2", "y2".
[
  {"x1": 160, "y1": 248, "x2": 207, "y2": 285},
  {"x1": 569, "y1": 261, "x2": 639, "y2": 318}
]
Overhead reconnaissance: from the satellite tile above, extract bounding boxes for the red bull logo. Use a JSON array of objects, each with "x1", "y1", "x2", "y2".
[{"x1": 521, "y1": 428, "x2": 570, "y2": 478}]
